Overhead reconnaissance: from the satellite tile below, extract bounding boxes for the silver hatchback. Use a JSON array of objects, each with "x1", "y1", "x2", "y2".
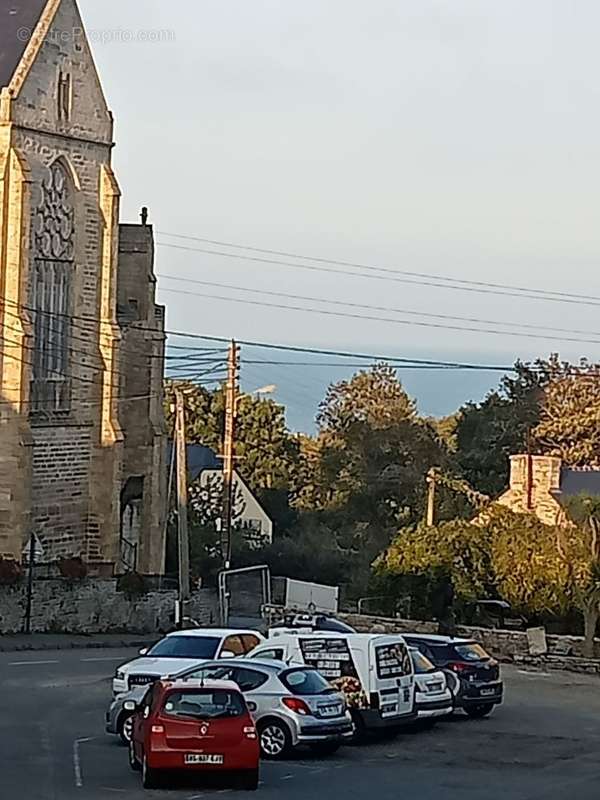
[{"x1": 107, "y1": 658, "x2": 352, "y2": 759}]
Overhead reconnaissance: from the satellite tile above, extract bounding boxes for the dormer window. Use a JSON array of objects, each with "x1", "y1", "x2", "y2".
[{"x1": 57, "y1": 71, "x2": 72, "y2": 121}]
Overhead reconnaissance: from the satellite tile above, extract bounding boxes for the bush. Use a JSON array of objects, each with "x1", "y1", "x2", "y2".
[
  {"x1": 0, "y1": 558, "x2": 22, "y2": 586},
  {"x1": 117, "y1": 571, "x2": 148, "y2": 598},
  {"x1": 57, "y1": 557, "x2": 88, "y2": 581}
]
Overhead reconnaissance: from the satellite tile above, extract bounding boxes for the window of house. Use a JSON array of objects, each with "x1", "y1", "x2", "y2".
[
  {"x1": 57, "y1": 71, "x2": 72, "y2": 121},
  {"x1": 30, "y1": 161, "x2": 75, "y2": 415}
]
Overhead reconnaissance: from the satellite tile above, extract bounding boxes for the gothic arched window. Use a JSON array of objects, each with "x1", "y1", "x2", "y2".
[{"x1": 30, "y1": 161, "x2": 75, "y2": 414}]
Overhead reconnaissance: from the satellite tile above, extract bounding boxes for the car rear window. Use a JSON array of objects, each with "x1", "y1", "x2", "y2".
[
  {"x1": 279, "y1": 668, "x2": 335, "y2": 696},
  {"x1": 453, "y1": 643, "x2": 489, "y2": 661},
  {"x1": 148, "y1": 636, "x2": 220, "y2": 659},
  {"x1": 162, "y1": 689, "x2": 245, "y2": 719},
  {"x1": 410, "y1": 649, "x2": 436, "y2": 674}
]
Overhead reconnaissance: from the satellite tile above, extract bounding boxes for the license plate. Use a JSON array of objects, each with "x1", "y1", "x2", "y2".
[
  {"x1": 319, "y1": 705, "x2": 341, "y2": 718},
  {"x1": 184, "y1": 754, "x2": 224, "y2": 765},
  {"x1": 480, "y1": 688, "x2": 495, "y2": 697}
]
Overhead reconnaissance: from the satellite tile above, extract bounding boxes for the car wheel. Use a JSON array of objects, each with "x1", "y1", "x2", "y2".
[
  {"x1": 129, "y1": 742, "x2": 141, "y2": 772},
  {"x1": 238, "y1": 768, "x2": 259, "y2": 791},
  {"x1": 309, "y1": 741, "x2": 341, "y2": 756},
  {"x1": 465, "y1": 703, "x2": 494, "y2": 719},
  {"x1": 142, "y1": 753, "x2": 160, "y2": 789},
  {"x1": 118, "y1": 713, "x2": 134, "y2": 745},
  {"x1": 258, "y1": 720, "x2": 292, "y2": 760}
]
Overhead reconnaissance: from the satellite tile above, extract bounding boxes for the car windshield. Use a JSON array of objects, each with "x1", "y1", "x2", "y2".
[
  {"x1": 148, "y1": 636, "x2": 220, "y2": 659},
  {"x1": 162, "y1": 689, "x2": 245, "y2": 719},
  {"x1": 280, "y1": 668, "x2": 336, "y2": 695},
  {"x1": 411, "y1": 649, "x2": 436, "y2": 674},
  {"x1": 453, "y1": 643, "x2": 489, "y2": 661}
]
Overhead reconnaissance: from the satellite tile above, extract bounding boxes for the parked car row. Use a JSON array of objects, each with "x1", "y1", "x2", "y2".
[{"x1": 108, "y1": 624, "x2": 504, "y2": 790}]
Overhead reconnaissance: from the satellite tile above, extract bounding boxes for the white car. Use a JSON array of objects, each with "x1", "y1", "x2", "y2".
[
  {"x1": 112, "y1": 628, "x2": 264, "y2": 695},
  {"x1": 409, "y1": 647, "x2": 454, "y2": 721}
]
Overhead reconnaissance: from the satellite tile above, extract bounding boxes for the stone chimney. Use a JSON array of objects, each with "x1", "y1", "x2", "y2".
[{"x1": 509, "y1": 455, "x2": 562, "y2": 495}]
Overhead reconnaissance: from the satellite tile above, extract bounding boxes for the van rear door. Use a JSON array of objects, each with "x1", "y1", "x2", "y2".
[{"x1": 370, "y1": 636, "x2": 414, "y2": 720}]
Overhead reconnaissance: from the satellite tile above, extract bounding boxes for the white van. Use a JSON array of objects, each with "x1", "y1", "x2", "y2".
[{"x1": 250, "y1": 631, "x2": 416, "y2": 735}]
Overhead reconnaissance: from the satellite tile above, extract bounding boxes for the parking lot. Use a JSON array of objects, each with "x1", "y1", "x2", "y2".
[{"x1": 1, "y1": 646, "x2": 600, "y2": 799}]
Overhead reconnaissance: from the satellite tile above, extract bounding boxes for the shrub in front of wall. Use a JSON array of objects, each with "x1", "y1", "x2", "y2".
[
  {"x1": 57, "y1": 557, "x2": 88, "y2": 582},
  {"x1": 0, "y1": 558, "x2": 23, "y2": 586},
  {"x1": 117, "y1": 571, "x2": 148, "y2": 599}
]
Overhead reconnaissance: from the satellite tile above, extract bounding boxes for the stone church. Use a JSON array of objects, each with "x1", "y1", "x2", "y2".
[{"x1": 0, "y1": 0, "x2": 167, "y2": 573}]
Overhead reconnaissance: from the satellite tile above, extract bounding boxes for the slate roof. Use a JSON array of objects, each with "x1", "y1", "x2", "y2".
[
  {"x1": 0, "y1": 0, "x2": 48, "y2": 89},
  {"x1": 559, "y1": 468, "x2": 600, "y2": 498},
  {"x1": 166, "y1": 443, "x2": 222, "y2": 483}
]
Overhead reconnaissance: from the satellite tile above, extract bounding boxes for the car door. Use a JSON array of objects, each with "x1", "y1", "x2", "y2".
[
  {"x1": 132, "y1": 685, "x2": 156, "y2": 760},
  {"x1": 228, "y1": 667, "x2": 271, "y2": 718},
  {"x1": 371, "y1": 637, "x2": 414, "y2": 718},
  {"x1": 249, "y1": 646, "x2": 286, "y2": 662}
]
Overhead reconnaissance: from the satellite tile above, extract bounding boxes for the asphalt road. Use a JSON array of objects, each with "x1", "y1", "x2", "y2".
[{"x1": 1, "y1": 647, "x2": 600, "y2": 800}]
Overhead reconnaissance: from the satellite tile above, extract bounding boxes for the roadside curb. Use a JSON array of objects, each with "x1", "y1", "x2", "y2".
[{"x1": 0, "y1": 637, "x2": 156, "y2": 653}]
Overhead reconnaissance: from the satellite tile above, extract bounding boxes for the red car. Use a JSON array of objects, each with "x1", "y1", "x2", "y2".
[{"x1": 129, "y1": 679, "x2": 259, "y2": 790}]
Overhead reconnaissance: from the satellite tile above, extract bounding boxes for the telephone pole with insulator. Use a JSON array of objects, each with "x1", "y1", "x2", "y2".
[{"x1": 221, "y1": 340, "x2": 240, "y2": 569}]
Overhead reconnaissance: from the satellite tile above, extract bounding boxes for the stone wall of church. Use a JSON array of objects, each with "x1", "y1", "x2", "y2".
[{"x1": 0, "y1": 0, "x2": 122, "y2": 567}]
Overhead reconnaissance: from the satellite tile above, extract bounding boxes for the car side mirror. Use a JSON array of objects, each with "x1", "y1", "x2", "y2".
[
  {"x1": 139, "y1": 648, "x2": 149, "y2": 656},
  {"x1": 123, "y1": 700, "x2": 138, "y2": 712},
  {"x1": 220, "y1": 650, "x2": 235, "y2": 659}
]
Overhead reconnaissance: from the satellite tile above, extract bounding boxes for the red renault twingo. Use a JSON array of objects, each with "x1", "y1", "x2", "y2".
[{"x1": 129, "y1": 679, "x2": 259, "y2": 790}]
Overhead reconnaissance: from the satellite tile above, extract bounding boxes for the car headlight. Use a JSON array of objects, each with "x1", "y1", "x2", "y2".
[{"x1": 115, "y1": 670, "x2": 126, "y2": 681}]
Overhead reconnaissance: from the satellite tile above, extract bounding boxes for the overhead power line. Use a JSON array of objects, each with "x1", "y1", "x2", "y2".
[
  {"x1": 157, "y1": 273, "x2": 600, "y2": 344},
  {"x1": 157, "y1": 233, "x2": 600, "y2": 308},
  {"x1": 159, "y1": 286, "x2": 600, "y2": 347},
  {"x1": 165, "y1": 332, "x2": 519, "y2": 372}
]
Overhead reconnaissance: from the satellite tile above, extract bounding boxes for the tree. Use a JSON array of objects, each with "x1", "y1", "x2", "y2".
[
  {"x1": 377, "y1": 506, "x2": 571, "y2": 622},
  {"x1": 486, "y1": 508, "x2": 569, "y2": 615},
  {"x1": 166, "y1": 473, "x2": 247, "y2": 584},
  {"x1": 559, "y1": 495, "x2": 600, "y2": 657},
  {"x1": 317, "y1": 364, "x2": 416, "y2": 432},
  {"x1": 455, "y1": 363, "x2": 546, "y2": 497},
  {"x1": 533, "y1": 359, "x2": 600, "y2": 467},
  {"x1": 164, "y1": 380, "x2": 300, "y2": 500},
  {"x1": 378, "y1": 518, "x2": 494, "y2": 602}
]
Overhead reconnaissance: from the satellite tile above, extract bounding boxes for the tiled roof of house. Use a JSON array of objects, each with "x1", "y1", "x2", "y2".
[
  {"x1": 559, "y1": 468, "x2": 600, "y2": 497},
  {"x1": 0, "y1": 1, "x2": 48, "y2": 89},
  {"x1": 166, "y1": 443, "x2": 222, "y2": 482}
]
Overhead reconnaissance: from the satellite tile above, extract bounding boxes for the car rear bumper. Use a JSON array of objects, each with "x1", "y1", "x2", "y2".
[
  {"x1": 458, "y1": 681, "x2": 503, "y2": 707},
  {"x1": 357, "y1": 708, "x2": 417, "y2": 729},
  {"x1": 147, "y1": 750, "x2": 258, "y2": 771},
  {"x1": 298, "y1": 720, "x2": 354, "y2": 742},
  {"x1": 415, "y1": 698, "x2": 453, "y2": 718}
]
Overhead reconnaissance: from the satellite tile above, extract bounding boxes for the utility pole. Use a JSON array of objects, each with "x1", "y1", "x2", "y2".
[
  {"x1": 24, "y1": 532, "x2": 36, "y2": 635},
  {"x1": 221, "y1": 340, "x2": 240, "y2": 568},
  {"x1": 174, "y1": 387, "x2": 190, "y2": 627},
  {"x1": 426, "y1": 468, "x2": 437, "y2": 527}
]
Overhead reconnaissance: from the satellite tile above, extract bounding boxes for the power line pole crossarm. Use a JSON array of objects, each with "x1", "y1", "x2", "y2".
[
  {"x1": 174, "y1": 387, "x2": 191, "y2": 626},
  {"x1": 221, "y1": 340, "x2": 240, "y2": 569}
]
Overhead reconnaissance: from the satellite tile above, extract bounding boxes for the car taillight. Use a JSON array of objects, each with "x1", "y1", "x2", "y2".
[
  {"x1": 151, "y1": 725, "x2": 164, "y2": 734},
  {"x1": 449, "y1": 663, "x2": 470, "y2": 673},
  {"x1": 243, "y1": 726, "x2": 257, "y2": 739},
  {"x1": 282, "y1": 697, "x2": 312, "y2": 716}
]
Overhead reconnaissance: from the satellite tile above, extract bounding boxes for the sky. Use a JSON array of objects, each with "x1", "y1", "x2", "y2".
[{"x1": 78, "y1": 0, "x2": 600, "y2": 430}]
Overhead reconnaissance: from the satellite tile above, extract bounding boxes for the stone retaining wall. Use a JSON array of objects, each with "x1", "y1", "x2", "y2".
[
  {"x1": 339, "y1": 613, "x2": 600, "y2": 673},
  {"x1": 0, "y1": 579, "x2": 219, "y2": 635}
]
